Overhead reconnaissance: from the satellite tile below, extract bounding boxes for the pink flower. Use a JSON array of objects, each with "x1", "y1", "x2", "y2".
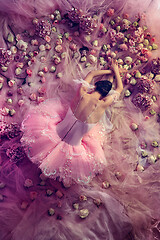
[
  {"x1": 26, "y1": 69, "x2": 32, "y2": 76},
  {"x1": 129, "y1": 46, "x2": 137, "y2": 54},
  {"x1": 55, "y1": 45, "x2": 63, "y2": 53},
  {"x1": 17, "y1": 87, "x2": 24, "y2": 95},
  {"x1": 119, "y1": 44, "x2": 128, "y2": 51},
  {"x1": 134, "y1": 27, "x2": 143, "y2": 37},
  {"x1": 31, "y1": 39, "x2": 39, "y2": 46},
  {"x1": 129, "y1": 39, "x2": 135, "y2": 46},
  {"x1": 136, "y1": 35, "x2": 144, "y2": 43},
  {"x1": 21, "y1": 201, "x2": 29, "y2": 210},
  {"x1": 123, "y1": 13, "x2": 129, "y2": 19},
  {"x1": 38, "y1": 86, "x2": 46, "y2": 95},
  {"x1": 37, "y1": 97, "x2": 45, "y2": 103},
  {"x1": 69, "y1": 43, "x2": 77, "y2": 51},
  {"x1": 16, "y1": 34, "x2": 21, "y2": 41},
  {"x1": 8, "y1": 80, "x2": 15, "y2": 87},
  {"x1": 18, "y1": 99, "x2": 24, "y2": 106},
  {"x1": 40, "y1": 77, "x2": 46, "y2": 83},
  {"x1": 45, "y1": 35, "x2": 51, "y2": 43},
  {"x1": 24, "y1": 179, "x2": 33, "y2": 188},
  {"x1": 0, "y1": 77, "x2": 4, "y2": 83},
  {"x1": 110, "y1": 36, "x2": 116, "y2": 42},
  {"x1": 140, "y1": 142, "x2": 147, "y2": 149},
  {"x1": 116, "y1": 32, "x2": 124, "y2": 40},
  {"x1": 30, "y1": 191, "x2": 38, "y2": 200},
  {"x1": 56, "y1": 190, "x2": 63, "y2": 199},
  {"x1": 109, "y1": 29, "x2": 116, "y2": 37},
  {"x1": 53, "y1": 55, "x2": 61, "y2": 65},
  {"x1": 141, "y1": 48, "x2": 149, "y2": 55},
  {"x1": 16, "y1": 62, "x2": 24, "y2": 68},
  {"x1": 138, "y1": 56, "x2": 148, "y2": 63},
  {"x1": 106, "y1": 8, "x2": 115, "y2": 17},
  {"x1": 90, "y1": 49, "x2": 97, "y2": 55},
  {"x1": 29, "y1": 93, "x2": 37, "y2": 101}
]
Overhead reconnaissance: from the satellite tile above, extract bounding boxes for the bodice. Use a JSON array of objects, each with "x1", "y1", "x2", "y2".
[{"x1": 56, "y1": 107, "x2": 96, "y2": 146}]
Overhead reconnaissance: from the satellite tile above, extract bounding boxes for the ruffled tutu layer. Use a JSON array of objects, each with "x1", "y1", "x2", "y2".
[{"x1": 21, "y1": 98, "x2": 108, "y2": 184}]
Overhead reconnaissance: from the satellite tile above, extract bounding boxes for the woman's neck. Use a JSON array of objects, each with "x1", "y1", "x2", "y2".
[{"x1": 90, "y1": 91, "x2": 101, "y2": 100}]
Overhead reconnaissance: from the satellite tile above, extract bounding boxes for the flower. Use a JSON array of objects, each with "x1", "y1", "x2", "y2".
[
  {"x1": 38, "y1": 86, "x2": 46, "y2": 95},
  {"x1": 79, "y1": 16, "x2": 97, "y2": 34},
  {"x1": 88, "y1": 54, "x2": 97, "y2": 63},
  {"x1": 129, "y1": 39, "x2": 135, "y2": 46},
  {"x1": 132, "y1": 93, "x2": 153, "y2": 111},
  {"x1": 0, "y1": 48, "x2": 13, "y2": 67},
  {"x1": 129, "y1": 46, "x2": 138, "y2": 54},
  {"x1": 68, "y1": 8, "x2": 83, "y2": 23},
  {"x1": 30, "y1": 191, "x2": 38, "y2": 200},
  {"x1": 106, "y1": 8, "x2": 115, "y2": 17},
  {"x1": 6, "y1": 143, "x2": 25, "y2": 163},
  {"x1": 35, "y1": 19, "x2": 52, "y2": 38},
  {"x1": 119, "y1": 44, "x2": 128, "y2": 51},
  {"x1": 136, "y1": 78, "x2": 154, "y2": 94},
  {"x1": 79, "y1": 209, "x2": 89, "y2": 219},
  {"x1": 17, "y1": 40, "x2": 28, "y2": 51},
  {"x1": 79, "y1": 195, "x2": 87, "y2": 201},
  {"x1": 109, "y1": 29, "x2": 116, "y2": 38},
  {"x1": 124, "y1": 56, "x2": 132, "y2": 64},
  {"x1": 24, "y1": 179, "x2": 33, "y2": 188},
  {"x1": 0, "y1": 121, "x2": 7, "y2": 137},
  {"x1": 1, "y1": 107, "x2": 10, "y2": 116},
  {"x1": 116, "y1": 32, "x2": 124, "y2": 40},
  {"x1": 52, "y1": 55, "x2": 61, "y2": 65},
  {"x1": 130, "y1": 123, "x2": 138, "y2": 131},
  {"x1": 55, "y1": 45, "x2": 63, "y2": 53}
]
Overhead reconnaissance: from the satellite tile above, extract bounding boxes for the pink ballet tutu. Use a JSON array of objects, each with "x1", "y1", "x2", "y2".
[{"x1": 21, "y1": 98, "x2": 108, "y2": 184}]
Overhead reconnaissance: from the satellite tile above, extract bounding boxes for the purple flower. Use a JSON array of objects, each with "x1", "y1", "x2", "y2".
[
  {"x1": 6, "y1": 143, "x2": 25, "y2": 163},
  {"x1": 136, "y1": 78, "x2": 154, "y2": 94},
  {"x1": 0, "y1": 48, "x2": 13, "y2": 67},
  {"x1": 79, "y1": 16, "x2": 97, "y2": 34},
  {"x1": 0, "y1": 121, "x2": 6, "y2": 137},
  {"x1": 132, "y1": 93, "x2": 153, "y2": 111},
  {"x1": 68, "y1": 8, "x2": 83, "y2": 23},
  {"x1": 35, "y1": 19, "x2": 52, "y2": 38},
  {"x1": 151, "y1": 58, "x2": 160, "y2": 74},
  {"x1": 0, "y1": 122, "x2": 21, "y2": 139}
]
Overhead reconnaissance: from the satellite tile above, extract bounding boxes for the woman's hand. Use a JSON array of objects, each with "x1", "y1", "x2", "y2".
[{"x1": 111, "y1": 59, "x2": 119, "y2": 73}]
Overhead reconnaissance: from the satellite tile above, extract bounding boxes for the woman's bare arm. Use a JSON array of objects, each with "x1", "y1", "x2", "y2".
[
  {"x1": 102, "y1": 59, "x2": 123, "y2": 108},
  {"x1": 111, "y1": 59, "x2": 123, "y2": 93},
  {"x1": 84, "y1": 69, "x2": 113, "y2": 84}
]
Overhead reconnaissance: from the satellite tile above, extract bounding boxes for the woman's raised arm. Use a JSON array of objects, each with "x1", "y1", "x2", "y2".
[
  {"x1": 84, "y1": 69, "x2": 113, "y2": 84},
  {"x1": 111, "y1": 59, "x2": 123, "y2": 94}
]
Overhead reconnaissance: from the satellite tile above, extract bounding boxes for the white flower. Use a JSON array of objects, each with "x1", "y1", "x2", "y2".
[{"x1": 17, "y1": 40, "x2": 28, "y2": 51}]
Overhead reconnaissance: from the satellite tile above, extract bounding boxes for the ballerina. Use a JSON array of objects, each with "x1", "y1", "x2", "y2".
[{"x1": 21, "y1": 59, "x2": 123, "y2": 185}]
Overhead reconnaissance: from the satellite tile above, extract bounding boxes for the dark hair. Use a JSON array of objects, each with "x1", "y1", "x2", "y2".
[{"x1": 95, "y1": 80, "x2": 112, "y2": 97}]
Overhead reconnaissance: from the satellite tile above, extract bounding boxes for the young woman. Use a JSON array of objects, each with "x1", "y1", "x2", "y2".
[{"x1": 21, "y1": 59, "x2": 123, "y2": 185}]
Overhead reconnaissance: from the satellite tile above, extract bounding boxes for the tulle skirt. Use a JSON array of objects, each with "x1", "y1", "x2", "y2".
[{"x1": 21, "y1": 98, "x2": 109, "y2": 185}]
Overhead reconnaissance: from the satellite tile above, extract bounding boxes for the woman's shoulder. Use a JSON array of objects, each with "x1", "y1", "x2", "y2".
[
  {"x1": 101, "y1": 90, "x2": 120, "y2": 109},
  {"x1": 79, "y1": 85, "x2": 88, "y2": 96}
]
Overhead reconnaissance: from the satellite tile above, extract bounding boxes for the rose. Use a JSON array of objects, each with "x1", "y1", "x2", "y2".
[{"x1": 106, "y1": 8, "x2": 115, "y2": 17}]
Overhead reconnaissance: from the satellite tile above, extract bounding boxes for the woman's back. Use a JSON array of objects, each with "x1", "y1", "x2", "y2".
[{"x1": 71, "y1": 88, "x2": 107, "y2": 124}]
